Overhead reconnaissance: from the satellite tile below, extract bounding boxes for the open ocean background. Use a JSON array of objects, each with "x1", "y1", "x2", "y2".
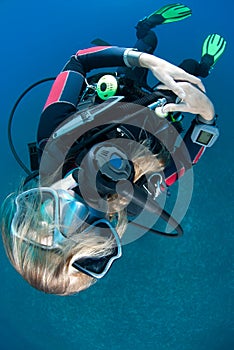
[{"x1": 0, "y1": 0, "x2": 233, "y2": 349}]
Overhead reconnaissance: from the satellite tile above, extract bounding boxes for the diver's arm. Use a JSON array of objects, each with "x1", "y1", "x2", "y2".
[
  {"x1": 76, "y1": 47, "x2": 205, "y2": 98},
  {"x1": 163, "y1": 122, "x2": 209, "y2": 187},
  {"x1": 37, "y1": 46, "x2": 128, "y2": 144},
  {"x1": 163, "y1": 117, "x2": 217, "y2": 186},
  {"x1": 138, "y1": 53, "x2": 205, "y2": 99},
  {"x1": 37, "y1": 74, "x2": 84, "y2": 144},
  {"x1": 160, "y1": 82, "x2": 217, "y2": 186},
  {"x1": 158, "y1": 81, "x2": 215, "y2": 122},
  {"x1": 163, "y1": 122, "x2": 206, "y2": 187},
  {"x1": 75, "y1": 46, "x2": 127, "y2": 72},
  {"x1": 37, "y1": 47, "x2": 206, "y2": 144}
]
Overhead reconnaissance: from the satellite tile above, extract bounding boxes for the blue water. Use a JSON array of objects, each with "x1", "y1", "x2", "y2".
[{"x1": 0, "y1": 0, "x2": 233, "y2": 349}]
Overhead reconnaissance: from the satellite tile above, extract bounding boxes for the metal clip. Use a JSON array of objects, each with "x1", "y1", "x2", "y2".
[
  {"x1": 143, "y1": 172, "x2": 166, "y2": 200},
  {"x1": 148, "y1": 98, "x2": 167, "y2": 110},
  {"x1": 80, "y1": 78, "x2": 96, "y2": 102}
]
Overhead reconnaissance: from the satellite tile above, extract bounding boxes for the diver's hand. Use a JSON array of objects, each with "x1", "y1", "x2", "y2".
[
  {"x1": 139, "y1": 53, "x2": 205, "y2": 100},
  {"x1": 157, "y1": 81, "x2": 215, "y2": 121}
]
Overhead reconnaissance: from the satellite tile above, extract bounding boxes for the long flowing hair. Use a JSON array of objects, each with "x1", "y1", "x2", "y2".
[{"x1": 0, "y1": 138, "x2": 168, "y2": 295}]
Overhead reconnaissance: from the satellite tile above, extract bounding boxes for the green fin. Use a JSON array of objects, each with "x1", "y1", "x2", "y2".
[
  {"x1": 143, "y1": 3, "x2": 192, "y2": 27},
  {"x1": 91, "y1": 38, "x2": 111, "y2": 46},
  {"x1": 201, "y1": 34, "x2": 227, "y2": 68}
]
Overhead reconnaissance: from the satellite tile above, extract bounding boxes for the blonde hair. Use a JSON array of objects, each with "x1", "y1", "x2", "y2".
[
  {"x1": 0, "y1": 140, "x2": 167, "y2": 296},
  {"x1": 1, "y1": 189, "x2": 122, "y2": 295}
]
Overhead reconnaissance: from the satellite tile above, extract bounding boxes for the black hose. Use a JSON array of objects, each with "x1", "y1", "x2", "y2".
[
  {"x1": 118, "y1": 181, "x2": 183, "y2": 237},
  {"x1": 7, "y1": 77, "x2": 55, "y2": 175}
]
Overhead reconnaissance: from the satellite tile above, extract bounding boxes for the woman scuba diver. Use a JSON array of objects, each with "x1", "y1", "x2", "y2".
[{"x1": 1, "y1": 3, "x2": 225, "y2": 295}]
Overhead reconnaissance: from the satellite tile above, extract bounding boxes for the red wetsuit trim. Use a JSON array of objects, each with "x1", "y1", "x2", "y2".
[
  {"x1": 193, "y1": 146, "x2": 205, "y2": 164},
  {"x1": 165, "y1": 166, "x2": 185, "y2": 186},
  {"x1": 43, "y1": 71, "x2": 69, "y2": 110},
  {"x1": 76, "y1": 46, "x2": 111, "y2": 56}
]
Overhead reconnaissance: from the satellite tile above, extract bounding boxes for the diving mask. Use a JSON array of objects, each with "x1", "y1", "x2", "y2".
[{"x1": 11, "y1": 187, "x2": 122, "y2": 279}]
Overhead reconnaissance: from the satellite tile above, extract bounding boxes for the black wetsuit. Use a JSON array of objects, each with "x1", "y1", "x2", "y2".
[{"x1": 37, "y1": 44, "x2": 208, "y2": 189}]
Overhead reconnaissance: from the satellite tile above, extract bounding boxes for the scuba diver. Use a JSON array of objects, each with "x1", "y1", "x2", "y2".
[{"x1": 0, "y1": 4, "x2": 226, "y2": 295}]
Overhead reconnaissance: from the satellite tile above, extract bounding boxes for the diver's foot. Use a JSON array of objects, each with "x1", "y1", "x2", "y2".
[
  {"x1": 200, "y1": 33, "x2": 227, "y2": 71},
  {"x1": 137, "y1": 3, "x2": 192, "y2": 30}
]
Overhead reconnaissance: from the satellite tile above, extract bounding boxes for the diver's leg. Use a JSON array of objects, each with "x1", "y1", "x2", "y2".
[
  {"x1": 179, "y1": 58, "x2": 212, "y2": 78},
  {"x1": 127, "y1": 28, "x2": 158, "y2": 88},
  {"x1": 122, "y1": 4, "x2": 192, "y2": 87},
  {"x1": 134, "y1": 21, "x2": 158, "y2": 54},
  {"x1": 178, "y1": 58, "x2": 206, "y2": 77},
  {"x1": 119, "y1": 4, "x2": 192, "y2": 88},
  {"x1": 117, "y1": 20, "x2": 158, "y2": 89},
  {"x1": 179, "y1": 34, "x2": 227, "y2": 78}
]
